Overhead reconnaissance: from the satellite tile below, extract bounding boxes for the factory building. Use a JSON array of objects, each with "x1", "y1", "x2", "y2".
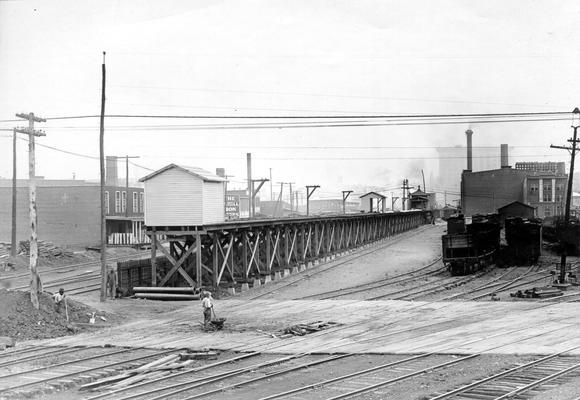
[
  {"x1": 0, "y1": 177, "x2": 145, "y2": 247},
  {"x1": 460, "y1": 130, "x2": 569, "y2": 218}
]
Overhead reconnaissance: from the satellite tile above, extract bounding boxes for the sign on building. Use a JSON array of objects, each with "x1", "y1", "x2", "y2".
[{"x1": 225, "y1": 194, "x2": 240, "y2": 220}]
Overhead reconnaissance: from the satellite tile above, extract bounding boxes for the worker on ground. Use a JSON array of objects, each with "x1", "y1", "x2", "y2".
[
  {"x1": 53, "y1": 288, "x2": 66, "y2": 313},
  {"x1": 107, "y1": 266, "x2": 117, "y2": 300},
  {"x1": 201, "y1": 291, "x2": 213, "y2": 329}
]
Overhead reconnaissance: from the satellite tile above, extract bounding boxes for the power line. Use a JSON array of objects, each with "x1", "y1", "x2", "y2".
[{"x1": 0, "y1": 110, "x2": 571, "y2": 123}]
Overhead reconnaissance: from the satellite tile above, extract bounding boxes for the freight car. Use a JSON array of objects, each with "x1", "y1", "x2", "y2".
[
  {"x1": 504, "y1": 217, "x2": 542, "y2": 265},
  {"x1": 442, "y1": 214, "x2": 501, "y2": 275}
]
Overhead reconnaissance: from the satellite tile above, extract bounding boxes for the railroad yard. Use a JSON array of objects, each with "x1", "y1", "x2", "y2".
[{"x1": 0, "y1": 224, "x2": 579, "y2": 400}]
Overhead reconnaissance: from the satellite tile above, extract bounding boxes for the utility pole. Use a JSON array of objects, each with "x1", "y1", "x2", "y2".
[
  {"x1": 391, "y1": 192, "x2": 399, "y2": 211},
  {"x1": 99, "y1": 51, "x2": 107, "y2": 302},
  {"x1": 15, "y1": 112, "x2": 46, "y2": 309},
  {"x1": 269, "y1": 168, "x2": 273, "y2": 201},
  {"x1": 289, "y1": 183, "x2": 293, "y2": 213},
  {"x1": 274, "y1": 182, "x2": 284, "y2": 217},
  {"x1": 295, "y1": 191, "x2": 299, "y2": 214},
  {"x1": 550, "y1": 107, "x2": 580, "y2": 284},
  {"x1": 342, "y1": 190, "x2": 353, "y2": 214},
  {"x1": 306, "y1": 185, "x2": 320, "y2": 216},
  {"x1": 11, "y1": 129, "x2": 17, "y2": 258},
  {"x1": 251, "y1": 178, "x2": 269, "y2": 217},
  {"x1": 247, "y1": 153, "x2": 252, "y2": 218}
]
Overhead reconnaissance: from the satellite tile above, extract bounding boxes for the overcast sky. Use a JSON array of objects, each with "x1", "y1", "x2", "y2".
[{"x1": 1, "y1": 0, "x2": 579, "y2": 201}]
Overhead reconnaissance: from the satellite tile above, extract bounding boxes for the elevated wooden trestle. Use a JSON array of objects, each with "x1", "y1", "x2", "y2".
[{"x1": 147, "y1": 211, "x2": 429, "y2": 289}]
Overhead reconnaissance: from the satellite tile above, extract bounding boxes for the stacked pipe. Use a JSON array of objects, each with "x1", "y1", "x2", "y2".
[{"x1": 133, "y1": 286, "x2": 200, "y2": 301}]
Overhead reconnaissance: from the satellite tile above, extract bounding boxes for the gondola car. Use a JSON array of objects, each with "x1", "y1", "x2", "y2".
[{"x1": 442, "y1": 214, "x2": 501, "y2": 275}]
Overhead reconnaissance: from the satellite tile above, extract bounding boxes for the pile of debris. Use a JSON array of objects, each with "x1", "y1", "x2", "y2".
[
  {"x1": 18, "y1": 240, "x2": 74, "y2": 259},
  {"x1": 280, "y1": 321, "x2": 340, "y2": 337},
  {"x1": 510, "y1": 286, "x2": 563, "y2": 299},
  {"x1": 80, "y1": 351, "x2": 217, "y2": 392}
]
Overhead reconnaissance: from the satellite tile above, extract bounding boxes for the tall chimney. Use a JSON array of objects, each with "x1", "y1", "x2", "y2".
[
  {"x1": 465, "y1": 129, "x2": 473, "y2": 172},
  {"x1": 106, "y1": 156, "x2": 118, "y2": 186},
  {"x1": 500, "y1": 144, "x2": 510, "y2": 168}
]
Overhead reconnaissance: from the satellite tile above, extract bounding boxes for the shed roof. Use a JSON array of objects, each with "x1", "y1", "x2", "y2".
[
  {"x1": 139, "y1": 164, "x2": 226, "y2": 183},
  {"x1": 359, "y1": 191, "x2": 386, "y2": 199},
  {"x1": 497, "y1": 201, "x2": 535, "y2": 211}
]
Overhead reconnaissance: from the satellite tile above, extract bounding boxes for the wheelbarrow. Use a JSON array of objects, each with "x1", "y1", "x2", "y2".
[{"x1": 210, "y1": 308, "x2": 226, "y2": 330}]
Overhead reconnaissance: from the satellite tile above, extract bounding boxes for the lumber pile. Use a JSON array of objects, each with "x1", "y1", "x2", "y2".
[
  {"x1": 18, "y1": 240, "x2": 74, "y2": 258},
  {"x1": 80, "y1": 351, "x2": 217, "y2": 392},
  {"x1": 280, "y1": 321, "x2": 340, "y2": 337},
  {"x1": 510, "y1": 286, "x2": 563, "y2": 299}
]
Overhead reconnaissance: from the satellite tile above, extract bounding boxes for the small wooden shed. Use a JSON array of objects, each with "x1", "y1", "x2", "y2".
[
  {"x1": 360, "y1": 192, "x2": 386, "y2": 213},
  {"x1": 139, "y1": 164, "x2": 226, "y2": 227},
  {"x1": 498, "y1": 201, "x2": 535, "y2": 225}
]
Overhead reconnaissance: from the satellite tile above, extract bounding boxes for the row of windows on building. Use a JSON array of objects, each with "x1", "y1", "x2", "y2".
[
  {"x1": 104, "y1": 191, "x2": 144, "y2": 214},
  {"x1": 529, "y1": 183, "x2": 565, "y2": 202}
]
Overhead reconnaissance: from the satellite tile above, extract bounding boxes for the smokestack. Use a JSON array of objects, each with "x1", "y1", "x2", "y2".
[
  {"x1": 106, "y1": 156, "x2": 118, "y2": 186},
  {"x1": 465, "y1": 129, "x2": 473, "y2": 172},
  {"x1": 500, "y1": 144, "x2": 510, "y2": 168}
]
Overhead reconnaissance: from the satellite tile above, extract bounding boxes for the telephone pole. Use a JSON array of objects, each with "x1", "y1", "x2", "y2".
[
  {"x1": 15, "y1": 112, "x2": 46, "y2": 309},
  {"x1": 550, "y1": 107, "x2": 580, "y2": 284},
  {"x1": 391, "y1": 192, "x2": 399, "y2": 211},
  {"x1": 99, "y1": 52, "x2": 107, "y2": 302},
  {"x1": 306, "y1": 185, "x2": 320, "y2": 216},
  {"x1": 251, "y1": 178, "x2": 269, "y2": 217},
  {"x1": 11, "y1": 129, "x2": 17, "y2": 258},
  {"x1": 274, "y1": 182, "x2": 285, "y2": 217},
  {"x1": 342, "y1": 190, "x2": 353, "y2": 214},
  {"x1": 247, "y1": 153, "x2": 252, "y2": 218}
]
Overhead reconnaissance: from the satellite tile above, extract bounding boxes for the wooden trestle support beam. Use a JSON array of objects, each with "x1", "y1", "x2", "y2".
[{"x1": 147, "y1": 211, "x2": 428, "y2": 289}]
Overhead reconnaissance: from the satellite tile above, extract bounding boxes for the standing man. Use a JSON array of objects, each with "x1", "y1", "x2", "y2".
[
  {"x1": 106, "y1": 266, "x2": 117, "y2": 300},
  {"x1": 53, "y1": 288, "x2": 65, "y2": 313},
  {"x1": 201, "y1": 291, "x2": 213, "y2": 329}
]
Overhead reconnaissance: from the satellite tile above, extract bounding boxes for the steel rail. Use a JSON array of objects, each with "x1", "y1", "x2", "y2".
[
  {"x1": 249, "y1": 225, "x2": 433, "y2": 300},
  {"x1": 0, "y1": 348, "x2": 180, "y2": 394},
  {"x1": 465, "y1": 265, "x2": 540, "y2": 300},
  {"x1": 0, "y1": 346, "x2": 82, "y2": 369},
  {"x1": 389, "y1": 271, "x2": 488, "y2": 301},
  {"x1": 85, "y1": 352, "x2": 263, "y2": 400},
  {"x1": 469, "y1": 273, "x2": 556, "y2": 301},
  {"x1": 494, "y1": 360, "x2": 580, "y2": 400},
  {"x1": 322, "y1": 345, "x2": 580, "y2": 400},
  {"x1": 0, "y1": 346, "x2": 135, "y2": 380},
  {"x1": 0, "y1": 345, "x2": 48, "y2": 360},
  {"x1": 0, "y1": 251, "x2": 150, "y2": 282},
  {"x1": 149, "y1": 354, "x2": 352, "y2": 400},
  {"x1": 438, "y1": 267, "x2": 517, "y2": 301},
  {"x1": 299, "y1": 256, "x2": 443, "y2": 300},
  {"x1": 429, "y1": 347, "x2": 580, "y2": 400},
  {"x1": 365, "y1": 275, "x2": 461, "y2": 301}
]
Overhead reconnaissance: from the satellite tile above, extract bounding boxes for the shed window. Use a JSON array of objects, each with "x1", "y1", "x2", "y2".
[
  {"x1": 104, "y1": 191, "x2": 110, "y2": 214},
  {"x1": 132, "y1": 192, "x2": 138, "y2": 213},
  {"x1": 122, "y1": 191, "x2": 127, "y2": 213},
  {"x1": 115, "y1": 191, "x2": 121, "y2": 213}
]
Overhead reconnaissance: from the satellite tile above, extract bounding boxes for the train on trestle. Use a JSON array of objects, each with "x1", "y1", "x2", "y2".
[{"x1": 442, "y1": 213, "x2": 542, "y2": 276}]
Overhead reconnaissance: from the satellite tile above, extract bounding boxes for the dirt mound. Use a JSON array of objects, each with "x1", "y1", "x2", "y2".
[{"x1": 0, "y1": 289, "x2": 112, "y2": 341}]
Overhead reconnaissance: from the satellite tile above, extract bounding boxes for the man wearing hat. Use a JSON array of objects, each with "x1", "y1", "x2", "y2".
[{"x1": 201, "y1": 291, "x2": 213, "y2": 329}]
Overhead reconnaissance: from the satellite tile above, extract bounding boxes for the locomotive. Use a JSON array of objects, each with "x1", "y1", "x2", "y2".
[{"x1": 441, "y1": 214, "x2": 501, "y2": 275}]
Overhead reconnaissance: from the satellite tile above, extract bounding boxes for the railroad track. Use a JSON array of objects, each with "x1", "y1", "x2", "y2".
[
  {"x1": 0, "y1": 345, "x2": 179, "y2": 399},
  {"x1": 248, "y1": 225, "x2": 436, "y2": 301},
  {"x1": 76, "y1": 329, "x2": 580, "y2": 400},
  {"x1": 429, "y1": 349, "x2": 580, "y2": 400}
]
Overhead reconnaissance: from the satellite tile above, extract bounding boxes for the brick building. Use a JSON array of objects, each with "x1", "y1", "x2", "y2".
[{"x1": 516, "y1": 162, "x2": 568, "y2": 218}]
